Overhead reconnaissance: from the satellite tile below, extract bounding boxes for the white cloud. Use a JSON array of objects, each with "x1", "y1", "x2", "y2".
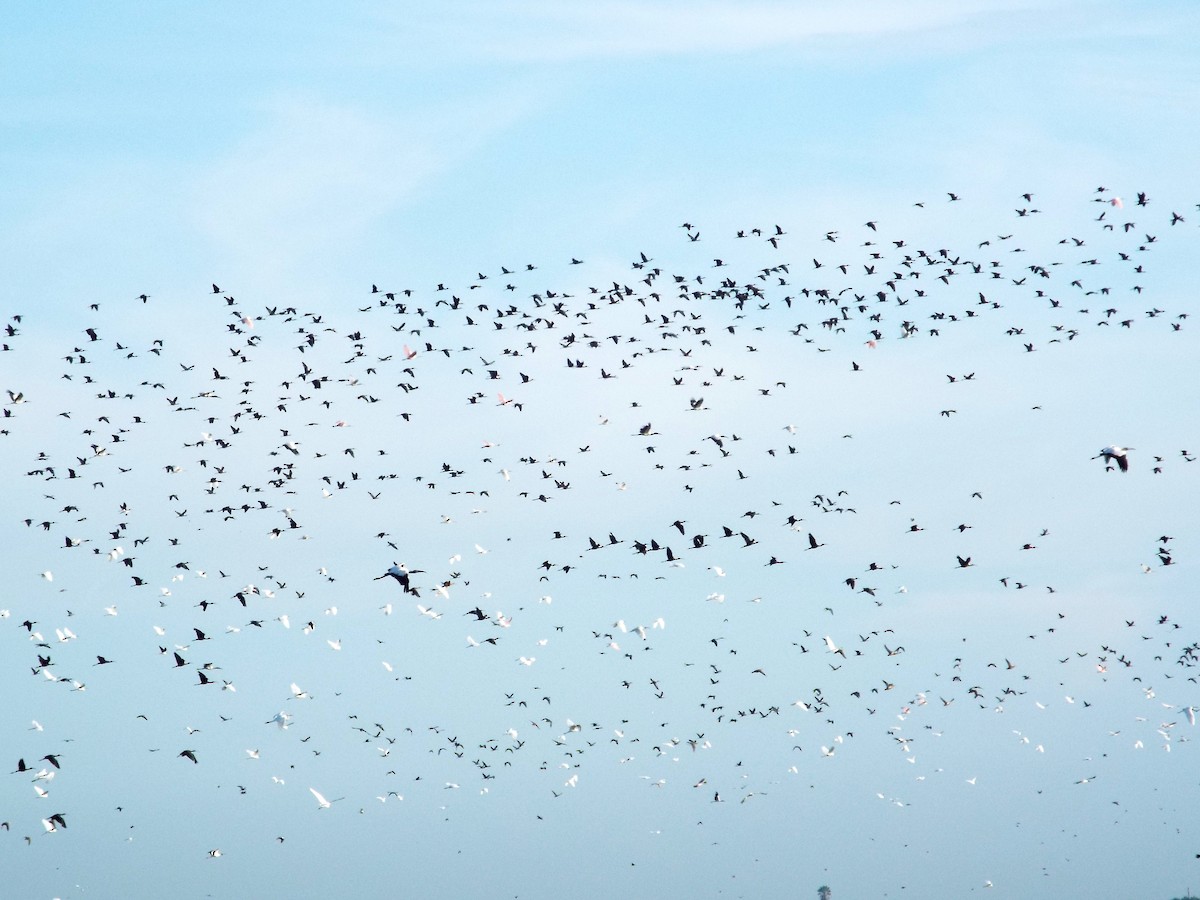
[
  {"x1": 457, "y1": 0, "x2": 1066, "y2": 63},
  {"x1": 187, "y1": 87, "x2": 549, "y2": 296},
  {"x1": 191, "y1": 98, "x2": 441, "y2": 277}
]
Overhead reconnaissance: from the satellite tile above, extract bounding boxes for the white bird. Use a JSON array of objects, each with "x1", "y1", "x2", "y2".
[
  {"x1": 309, "y1": 787, "x2": 340, "y2": 809},
  {"x1": 289, "y1": 682, "x2": 310, "y2": 699},
  {"x1": 1095, "y1": 445, "x2": 1132, "y2": 472}
]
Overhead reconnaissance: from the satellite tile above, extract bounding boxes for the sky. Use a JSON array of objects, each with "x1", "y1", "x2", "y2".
[{"x1": 3, "y1": 2, "x2": 1200, "y2": 898}]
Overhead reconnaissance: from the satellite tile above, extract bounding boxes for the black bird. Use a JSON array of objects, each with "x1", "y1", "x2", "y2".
[{"x1": 375, "y1": 563, "x2": 421, "y2": 593}]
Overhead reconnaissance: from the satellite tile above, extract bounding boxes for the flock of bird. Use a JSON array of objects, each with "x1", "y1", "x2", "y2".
[{"x1": 3, "y1": 188, "x2": 1198, "y2": 896}]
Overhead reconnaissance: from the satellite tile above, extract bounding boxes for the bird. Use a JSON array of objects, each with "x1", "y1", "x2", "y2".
[
  {"x1": 309, "y1": 787, "x2": 342, "y2": 809},
  {"x1": 1095, "y1": 445, "x2": 1132, "y2": 472},
  {"x1": 375, "y1": 563, "x2": 420, "y2": 594}
]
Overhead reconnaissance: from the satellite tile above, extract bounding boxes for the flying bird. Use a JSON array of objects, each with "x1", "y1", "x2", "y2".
[
  {"x1": 1095, "y1": 445, "x2": 1132, "y2": 472},
  {"x1": 309, "y1": 787, "x2": 342, "y2": 809}
]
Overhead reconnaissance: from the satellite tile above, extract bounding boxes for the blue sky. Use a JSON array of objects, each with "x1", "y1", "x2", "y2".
[{"x1": 3, "y1": 3, "x2": 1200, "y2": 898}]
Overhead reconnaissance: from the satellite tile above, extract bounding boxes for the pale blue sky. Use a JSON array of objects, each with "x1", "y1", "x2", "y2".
[{"x1": 3, "y1": 3, "x2": 1200, "y2": 898}]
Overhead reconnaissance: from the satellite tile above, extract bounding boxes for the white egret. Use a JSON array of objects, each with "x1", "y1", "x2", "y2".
[{"x1": 309, "y1": 787, "x2": 342, "y2": 809}]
